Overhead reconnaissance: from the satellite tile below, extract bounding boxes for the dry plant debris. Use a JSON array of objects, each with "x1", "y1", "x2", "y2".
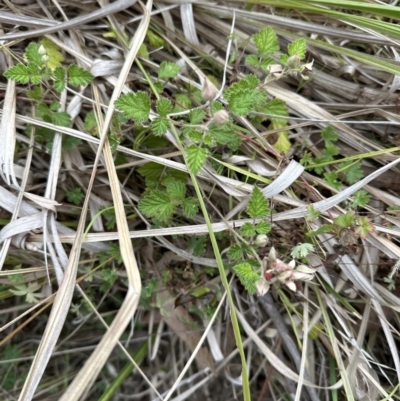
[{"x1": 1, "y1": 1, "x2": 400, "y2": 400}]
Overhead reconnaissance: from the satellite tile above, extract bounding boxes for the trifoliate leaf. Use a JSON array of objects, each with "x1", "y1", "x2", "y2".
[
  {"x1": 248, "y1": 186, "x2": 270, "y2": 218},
  {"x1": 240, "y1": 222, "x2": 256, "y2": 237},
  {"x1": 4, "y1": 64, "x2": 30, "y2": 84},
  {"x1": 138, "y1": 190, "x2": 175, "y2": 221},
  {"x1": 182, "y1": 198, "x2": 199, "y2": 218},
  {"x1": 24, "y1": 42, "x2": 43, "y2": 66},
  {"x1": 228, "y1": 244, "x2": 243, "y2": 260},
  {"x1": 186, "y1": 145, "x2": 208, "y2": 174},
  {"x1": 53, "y1": 66, "x2": 66, "y2": 92},
  {"x1": 156, "y1": 97, "x2": 173, "y2": 116},
  {"x1": 291, "y1": 243, "x2": 315, "y2": 259},
  {"x1": 67, "y1": 64, "x2": 94, "y2": 86},
  {"x1": 165, "y1": 180, "x2": 186, "y2": 201},
  {"x1": 253, "y1": 27, "x2": 279, "y2": 55},
  {"x1": 288, "y1": 38, "x2": 307, "y2": 60},
  {"x1": 52, "y1": 111, "x2": 71, "y2": 127},
  {"x1": 114, "y1": 92, "x2": 150, "y2": 123},
  {"x1": 158, "y1": 61, "x2": 180, "y2": 79},
  {"x1": 189, "y1": 108, "x2": 205, "y2": 124},
  {"x1": 255, "y1": 221, "x2": 271, "y2": 234},
  {"x1": 39, "y1": 38, "x2": 64, "y2": 70},
  {"x1": 151, "y1": 117, "x2": 169, "y2": 136}
]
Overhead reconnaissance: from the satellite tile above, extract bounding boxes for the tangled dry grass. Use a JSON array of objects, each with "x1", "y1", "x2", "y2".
[{"x1": 1, "y1": 1, "x2": 400, "y2": 400}]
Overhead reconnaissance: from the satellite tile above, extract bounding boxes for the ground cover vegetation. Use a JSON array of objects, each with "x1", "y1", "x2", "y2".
[{"x1": 1, "y1": 1, "x2": 400, "y2": 400}]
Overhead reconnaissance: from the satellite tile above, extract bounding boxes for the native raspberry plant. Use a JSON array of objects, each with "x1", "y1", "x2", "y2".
[{"x1": 4, "y1": 41, "x2": 94, "y2": 150}]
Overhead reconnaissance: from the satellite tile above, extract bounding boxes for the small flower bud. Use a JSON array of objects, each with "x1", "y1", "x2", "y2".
[
  {"x1": 255, "y1": 278, "x2": 270, "y2": 296},
  {"x1": 268, "y1": 64, "x2": 283, "y2": 74},
  {"x1": 38, "y1": 45, "x2": 47, "y2": 55},
  {"x1": 211, "y1": 109, "x2": 230, "y2": 126},
  {"x1": 254, "y1": 234, "x2": 269, "y2": 248},
  {"x1": 201, "y1": 77, "x2": 218, "y2": 101},
  {"x1": 287, "y1": 54, "x2": 300, "y2": 69},
  {"x1": 42, "y1": 55, "x2": 49, "y2": 63}
]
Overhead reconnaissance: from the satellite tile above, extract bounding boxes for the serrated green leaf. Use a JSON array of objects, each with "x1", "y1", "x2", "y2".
[
  {"x1": 173, "y1": 93, "x2": 191, "y2": 113},
  {"x1": 208, "y1": 123, "x2": 241, "y2": 150},
  {"x1": 114, "y1": 92, "x2": 150, "y2": 123},
  {"x1": 186, "y1": 145, "x2": 208, "y2": 174},
  {"x1": 248, "y1": 187, "x2": 270, "y2": 218},
  {"x1": 306, "y1": 224, "x2": 334, "y2": 237},
  {"x1": 203, "y1": 134, "x2": 214, "y2": 146},
  {"x1": 288, "y1": 38, "x2": 307, "y2": 60},
  {"x1": 49, "y1": 101, "x2": 61, "y2": 111},
  {"x1": 24, "y1": 42, "x2": 43, "y2": 66},
  {"x1": 4, "y1": 64, "x2": 30, "y2": 84},
  {"x1": 138, "y1": 190, "x2": 175, "y2": 221},
  {"x1": 240, "y1": 222, "x2": 256, "y2": 237},
  {"x1": 255, "y1": 221, "x2": 271, "y2": 234},
  {"x1": 245, "y1": 54, "x2": 260, "y2": 67},
  {"x1": 52, "y1": 111, "x2": 71, "y2": 127},
  {"x1": 334, "y1": 212, "x2": 355, "y2": 228},
  {"x1": 39, "y1": 38, "x2": 64, "y2": 70},
  {"x1": 53, "y1": 66, "x2": 66, "y2": 92},
  {"x1": 263, "y1": 99, "x2": 288, "y2": 119},
  {"x1": 273, "y1": 131, "x2": 291, "y2": 154},
  {"x1": 156, "y1": 97, "x2": 173, "y2": 116},
  {"x1": 212, "y1": 101, "x2": 223, "y2": 113},
  {"x1": 225, "y1": 75, "x2": 259, "y2": 101},
  {"x1": 27, "y1": 63, "x2": 42, "y2": 84},
  {"x1": 189, "y1": 109, "x2": 205, "y2": 124},
  {"x1": 26, "y1": 86, "x2": 42, "y2": 102},
  {"x1": 259, "y1": 57, "x2": 275, "y2": 71},
  {"x1": 67, "y1": 64, "x2": 94, "y2": 86},
  {"x1": 165, "y1": 180, "x2": 186, "y2": 201},
  {"x1": 182, "y1": 198, "x2": 199, "y2": 218},
  {"x1": 253, "y1": 27, "x2": 279, "y2": 55},
  {"x1": 138, "y1": 162, "x2": 164, "y2": 187},
  {"x1": 151, "y1": 117, "x2": 169, "y2": 136},
  {"x1": 233, "y1": 261, "x2": 260, "y2": 294},
  {"x1": 187, "y1": 130, "x2": 203, "y2": 143},
  {"x1": 158, "y1": 61, "x2": 180, "y2": 79},
  {"x1": 228, "y1": 89, "x2": 255, "y2": 116},
  {"x1": 228, "y1": 245, "x2": 243, "y2": 260},
  {"x1": 138, "y1": 43, "x2": 149, "y2": 59},
  {"x1": 350, "y1": 190, "x2": 371, "y2": 209}
]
